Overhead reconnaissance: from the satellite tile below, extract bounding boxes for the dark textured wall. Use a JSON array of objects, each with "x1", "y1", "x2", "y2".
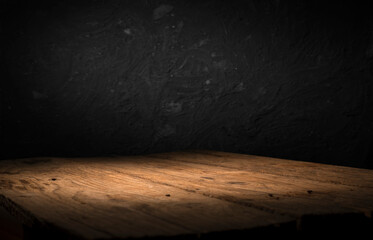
[{"x1": 1, "y1": 0, "x2": 373, "y2": 168}]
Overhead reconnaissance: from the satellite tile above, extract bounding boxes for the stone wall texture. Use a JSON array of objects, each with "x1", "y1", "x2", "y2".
[{"x1": 1, "y1": 0, "x2": 373, "y2": 168}]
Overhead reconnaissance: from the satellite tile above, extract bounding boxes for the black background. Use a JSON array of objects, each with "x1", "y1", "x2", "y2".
[{"x1": 1, "y1": 0, "x2": 372, "y2": 168}]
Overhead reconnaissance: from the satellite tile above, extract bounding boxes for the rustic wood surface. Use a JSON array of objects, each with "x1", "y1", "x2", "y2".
[{"x1": 0, "y1": 150, "x2": 372, "y2": 239}]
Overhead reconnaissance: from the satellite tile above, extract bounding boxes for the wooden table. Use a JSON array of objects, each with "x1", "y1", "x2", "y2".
[{"x1": 0, "y1": 150, "x2": 372, "y2": 239}]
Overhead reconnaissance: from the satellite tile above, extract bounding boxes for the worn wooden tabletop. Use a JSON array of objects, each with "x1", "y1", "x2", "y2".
[{"x1": 0, "y1": 150, "x2": 372, "y2": 239}]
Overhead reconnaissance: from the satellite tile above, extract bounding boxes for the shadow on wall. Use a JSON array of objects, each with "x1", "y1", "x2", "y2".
[{"x1": 1, "y1": 0, "x2": 373, "y2": 168}]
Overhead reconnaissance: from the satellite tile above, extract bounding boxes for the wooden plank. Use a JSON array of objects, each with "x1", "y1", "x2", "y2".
[
  {"x1": 82, "y1": 154, "x2": 373, "y2": 217},
  {"x1": 0, "y1": 157, "x2": 292, "y2": 239},
  {"x1": 0, "y1": 151, "x2": 372, "y2": 239},
  {"x1": 151, "y1": 150, "x2": 373, "y2": 188}
]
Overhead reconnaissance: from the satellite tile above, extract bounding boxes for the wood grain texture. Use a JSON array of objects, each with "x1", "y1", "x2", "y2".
[{"x1": 0, "y1": 151, "x2": 372, "y2": 239}]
